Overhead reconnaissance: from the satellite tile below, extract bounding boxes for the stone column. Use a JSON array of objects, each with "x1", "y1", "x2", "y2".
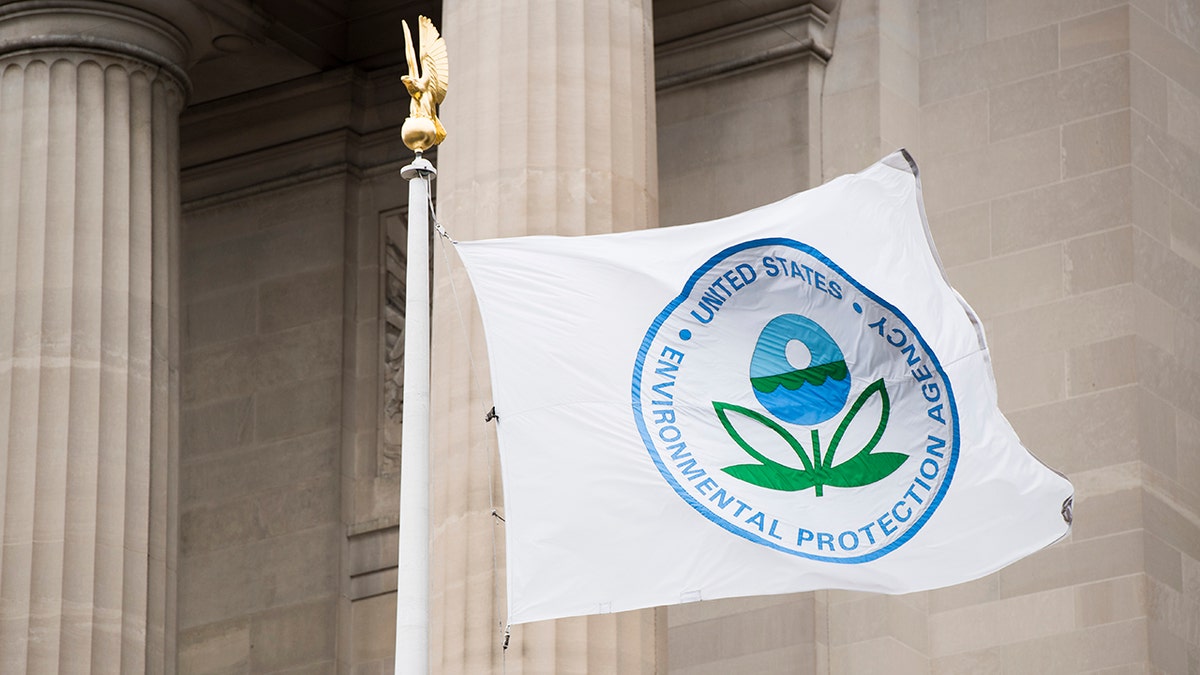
[
  {"x1": 430, "y1": 1, "x2": 661, "y2": 672},
  {"x1": 0, "y1": 2, "x2": 186, "y2": 672}
]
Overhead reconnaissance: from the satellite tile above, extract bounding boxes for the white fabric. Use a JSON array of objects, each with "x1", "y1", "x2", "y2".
[{"x1": 455, "y1": 152, "x2": 1074, "y2": 625}]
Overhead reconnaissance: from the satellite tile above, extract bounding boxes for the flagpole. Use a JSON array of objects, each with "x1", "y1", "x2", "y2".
[{"x1": 395, "y1": 151, "x2": 435, "y2": 674}]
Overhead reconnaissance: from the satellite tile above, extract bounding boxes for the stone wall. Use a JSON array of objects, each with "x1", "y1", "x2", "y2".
[{"x1": 177, "y1": 67, "x2": 415, "y2": 674}]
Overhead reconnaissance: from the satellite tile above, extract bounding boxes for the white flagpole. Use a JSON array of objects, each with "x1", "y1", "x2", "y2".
[{"x1": 395, "y1": 153, "x2": 436, "y2": 674}]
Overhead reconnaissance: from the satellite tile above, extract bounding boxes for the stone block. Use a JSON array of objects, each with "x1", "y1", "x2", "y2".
[
  {"x1": 1170, "y1": 193, "x2": 1200, "y2": 267},
  {"x1": 825, "y1": 35, "x2": 882, "y2": 96},
  {"x1": 928, "y1": 202, "x2": 990, "y2": 268},
  {"x1": 1133, "y1": 285, "x2": 1177, "y2": 356},
  {"x1": 348, "y1": 526, "x2": 399, "y2": 578},
  {"x1": 1145, "y1": 529, "x2": 1185, "y2": 592},
  {"x1": 1148, "y1": 615, "x2": 1189, "y2": 675},
  {"x1": 671, "y1": 644, "x2": 816, "y2": 675},
  {"x1": 258, "y1": 266, "x2": 342, "y2": 334},
  {"x1": 254, "y1": 375, "x2": 340, "y2": 443},
  {"x1": 992, "y1": 167, "x2": 1131, "y2": 254},
  {"x1": 880, "y1": 85, "x2": 919, "y2": 153},
  {"x1": 1132, "y1": 54, "x2": 1169, "y2": 130},
  {"x1": 830, "y1": 637, "x2": 927, "y2": 674},
  {"x1": 920, "y1": 90, "x2": 988, "y2": 160},
  {"x1": 668, "y1": 598, "x2": 814, "y2": 669},
  {"x1": 920, "y1": 24, "x2": 1058, "y2": 105},
  {"x1": 1067, "y1": 335, "x2": 1137, "y2": 396},
  {"x1": 1167, "y1": 80, "x2": 1200, "y2": 156},
  {"x1": 991, "y1": 347, "x2": 1067, "y2": 411},
  {"x1": 922, "y1": 127, "x2": 1060, "y2": 213},
  {"x1": 249, "y1": 599, "x2": 337, "y2": 671},
  {"x1": 880, "y1": 37, "x2": 919, "y2": 107},
  {"x1": 180, "y1": 497, "x2": 266, "y2": 558},
  {"x1": 348, "y1": 568, "x2": 396, "y2": 601},
  {"x1": 659, "y1": 166, "x2": 718, "y2": 228},
  {"x1": 990, "y1": 54, "x2": 1129, "y2": 141},
  {"x1": 256, "y1": 474, "x2": 339, "y2": 539},
  {"x1": 1137, "y1": 385, "x2": 1179, "y2": 476},
  {"x1": 886, "y1": 594, "x2": 930, "y2": 654},
  {"x1": 986, "y1": 283, "x2": 1134, "y2": 359},
  {"x1": 1064, "y1": 110, "x2": 1132, "y2": 179},
  {"x1": 181, "y1": 396, "x2": 253, "y2": 459},
  {"x1": 999, "y1": 529, "x2": 1144, "y2": 599},
  {"x1": 1009, "y1": 618, "x2": 1148, "y2": 672},
  {"x1": 256, "y1": 216, "x2": 343, "y2": 282},
  {"x1": 1133, "y1": 167, "x2": 1172, "y2": 244},
  {"x1": 1075, "y1": 574, "x2": 1146, "y2": 628},
  {"x1": 1070, "y1": 460, "x2": 1142, "y2": 496},
  {"x1": 1176, "y1": 414, "x2": 1200, "y2": 515},
  {"x1": 668, "y1": 593, "x2": 809, "y2": 628},
  {"x1": 186, "y1": 286, "x2": 256, "y2": 349},
  {"x1": 178, "y1": 525, "x2": 338, "y2": 628},
  {"x1": 1167, "y1": 0, "x2": 1200, "y2": 50},
  {"x1": 880, "y1": 0, "x2": 920, "y2": 54},
  {"x1": 928, "y1": 575, "x2": 1000, "y2": 614},
  {"x1": 829, "y1": 595, "x2": 888, "y2": 647},
  {"x1": 918, "y1": 0, "x2": 987, "y2": 59},
  {"x1": 177, "y1": 617, "x2": 250, "y2": 674},
  {"x1": 1144, "y1": 489, "x2": 1200, "y2": 561},
  {"x1": 182, "y1": 339, "x2": 257, "y2": 404},
  {"x1": 929, "y1": 587, "x2": 1075, "y2": 656},
  {"x1": 181, "y1": 429, "x2": 338, "y2": 507},
  {"x1": 986, "y1": 0, "x2": 1125, "y2": 41},
  {"x1": 351, "y1": 594, "x2": 396, "y2": 664},
  {"x1": 185, "y1": 235, "x2": 258, "y2": 298},
  {"x1": 821, "y1": 85, "x2": 883, "y2": 179},
  {"x1": 1065, "y1": 226, "x2": 1134, "y2": 294},
  {"x1": 1137, "y1": 341, "x2": 1200, "y2": 426},
  {"x1": 197, "y1": 461, "x2": 331, "y2": 550},
  {"x1": 1006, "y1": 387, "x2": 1138, "y2": 473},
  {"x1": 251, "y1": 319, "x2": 342, "y2": 391},
  {"x1": 1133, "y1": 113, "x2": 1200, "y2": 215},
  {"x1": 1131, "y1": 0, "x2": 1167, "y2": 24},
  {"x1": 1061, "y1": 6, "x2": 1130, "y2": 68},
  {"x1": 949, "y1": 242, "x2": 1065, "y2": 317},
  {"x1": 1135, "y1": 230, "x2": 1200, "y2": 324},
  {"x1": 1183, "y1": 550, "x2": 1200, "y2": 599},
  {"x1": 1132, "y1": 5, "x2": 1200, "y2": 100},
  {"x1": 931, "y1": 648, "x2": 1001, "y2": 674},
  {"x1": 1072, "y1": 486, "x2": 1144, "y2": 541}
]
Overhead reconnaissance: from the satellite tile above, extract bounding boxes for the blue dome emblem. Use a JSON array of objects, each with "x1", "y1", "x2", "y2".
[{"x1": 749, "y1": 314, "x2": 850, "y2": 426}]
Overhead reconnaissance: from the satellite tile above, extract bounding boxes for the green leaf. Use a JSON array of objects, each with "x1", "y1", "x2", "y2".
[
  {"x1": 712, "y1": 401, "x2": 813, "y2": 472},
  {"x1": 722, "y1": 463, "x2": 817, "y2": 492},
  {"x1": 824, "y1": 378, "x2": 890, "y2": 470},
  {"x1": 822, "y1": 452, "x2": 909, "y2": 488}
]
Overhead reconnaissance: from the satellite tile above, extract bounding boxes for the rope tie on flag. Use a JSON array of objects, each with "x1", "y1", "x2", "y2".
[
  {"x1": 431, "y1": 204, "x2": 511, "y2": 655},
  {"x1": 428, "y1": 190, "x2": 455, "y2": 243}
]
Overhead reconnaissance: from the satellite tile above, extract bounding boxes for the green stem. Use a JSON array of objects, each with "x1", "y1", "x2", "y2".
[{"x1": 811, "y1": 429, "x2": 821, "y2": 472}]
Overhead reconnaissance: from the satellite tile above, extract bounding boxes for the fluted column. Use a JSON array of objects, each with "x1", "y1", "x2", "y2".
[
  {"x1": 0, "y1": 2, "x2": 185, "y2": 672},
  {"x1": 431, "y1": 1, "x2": 660, "y2": 673}
]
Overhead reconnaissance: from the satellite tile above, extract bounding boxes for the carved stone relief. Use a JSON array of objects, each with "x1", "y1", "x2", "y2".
[{"x1": 382, "y1": 231, "x2": 406, "y2": 474}]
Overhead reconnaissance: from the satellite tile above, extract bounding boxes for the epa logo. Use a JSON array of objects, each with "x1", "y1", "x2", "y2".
[
  {"x1": 632, "y1": 239, "x2": 960, "y2": 563},
  {"x1": 718, "y1": 313, "x2": 905, "y2": 498}
]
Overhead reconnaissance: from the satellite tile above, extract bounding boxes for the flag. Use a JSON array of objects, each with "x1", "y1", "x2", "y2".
[{"x1": 455, "y1": 150, "x2": 1074, "y2": 625}]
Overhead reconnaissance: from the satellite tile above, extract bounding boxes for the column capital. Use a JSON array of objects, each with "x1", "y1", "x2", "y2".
[{"x1": 0, "y1": 0, "x2": 198, "y2": 93}]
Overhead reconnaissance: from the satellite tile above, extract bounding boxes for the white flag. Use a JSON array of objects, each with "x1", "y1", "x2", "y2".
[{"x1": 455, "y1": 151, "x2": 1073, "y2": 625}]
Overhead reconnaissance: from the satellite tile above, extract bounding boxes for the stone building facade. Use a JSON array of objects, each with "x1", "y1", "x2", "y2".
[{"x1": 0, "y1": 0, "x2": 1196, "y2": 672}]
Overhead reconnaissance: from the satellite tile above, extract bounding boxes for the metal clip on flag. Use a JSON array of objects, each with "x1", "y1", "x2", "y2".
[{"x1": 455, "y1": 151, "x2": 1074, "y2": 626}]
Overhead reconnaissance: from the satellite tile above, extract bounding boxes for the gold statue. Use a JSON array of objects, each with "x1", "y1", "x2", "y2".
[{"x1": 401, "y1": 16, "x2": 449, "y2": 152}]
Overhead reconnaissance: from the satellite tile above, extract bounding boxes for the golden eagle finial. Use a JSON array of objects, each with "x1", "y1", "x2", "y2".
[{"x1": 401, "y1": 16, "x2": 449, "y2": 152}]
